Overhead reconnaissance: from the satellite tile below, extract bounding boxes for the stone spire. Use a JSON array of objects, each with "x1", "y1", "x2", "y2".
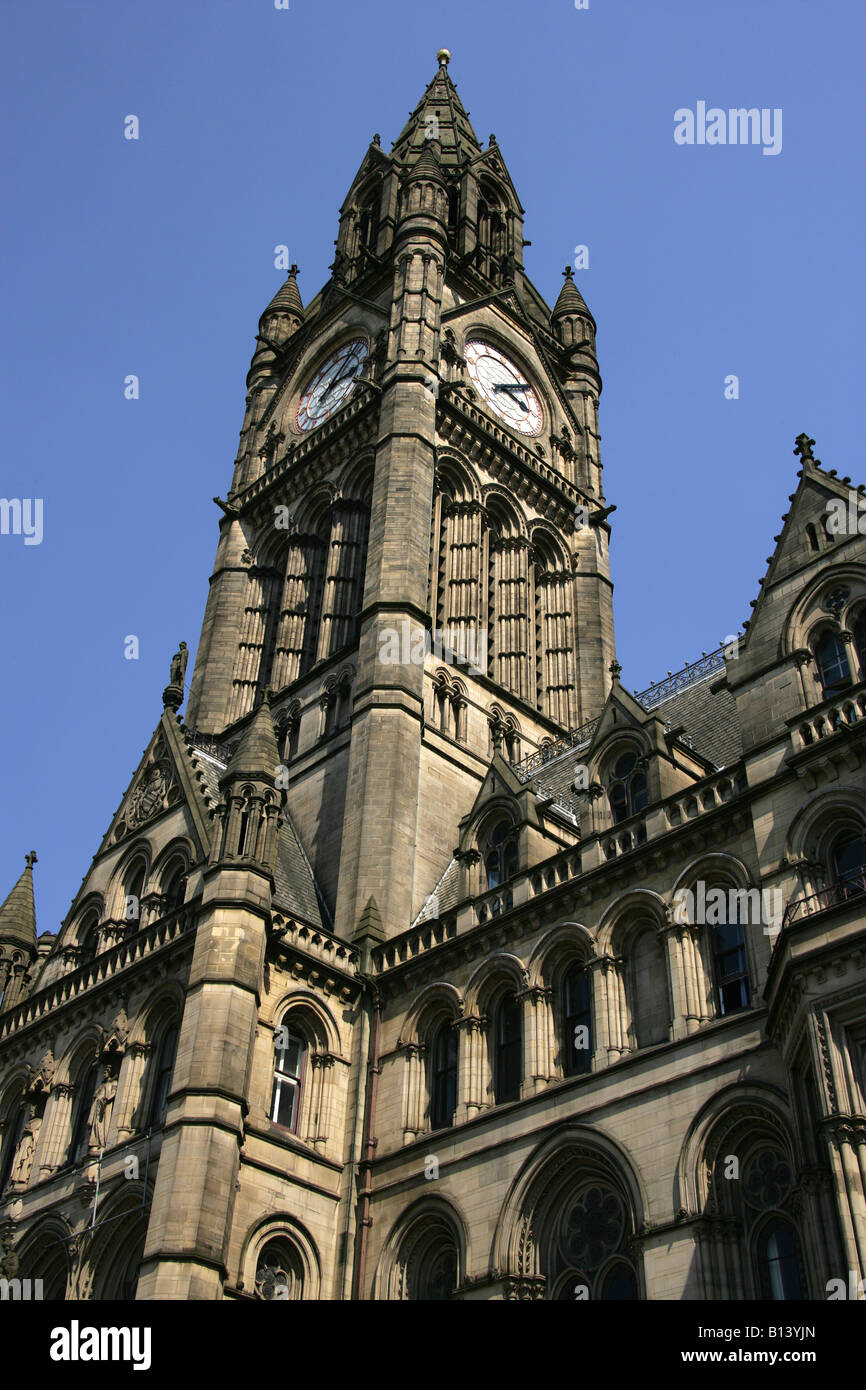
[
  {"x1": 0, "y1": 852, "x2": 38, "y2": 949},
  {"x1": 390, "y1": 49, "x2": 483, "y2": 168},
  {"x1": 219, "y1": 701, "x2": 281, "y2": 788},
  {"x1": 262, "y1": 264, "x2": 304, "y2": 321},
  {"x1": 552, "y1": 264, "x2": 590, "y2": 319}
]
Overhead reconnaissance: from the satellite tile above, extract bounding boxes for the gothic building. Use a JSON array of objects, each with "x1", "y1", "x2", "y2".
[{"x1": 1, "y1": 52, "x2": 864, "y2": 1302}]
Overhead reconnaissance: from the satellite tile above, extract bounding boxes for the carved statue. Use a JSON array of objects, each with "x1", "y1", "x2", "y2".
[
  {"x1": 11, "y1": 1113, "x2": 40, "y2": 1185},
  {"x1": 169, "y1": 642, "x2": 188, "y2": 688},
  {"x1": 87, "y1": 1076, "x2": 117, "y2": 1151}
]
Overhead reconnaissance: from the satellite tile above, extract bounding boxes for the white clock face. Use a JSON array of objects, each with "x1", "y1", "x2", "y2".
[
  {"x1": 464, "y1": 340, "x2": 544, "y2": 435},
  {"x1": 295, "y1": 338, "x2": 368, "y2": 431}
]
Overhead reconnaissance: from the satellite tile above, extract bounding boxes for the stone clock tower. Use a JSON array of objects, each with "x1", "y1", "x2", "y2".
[{"x1": 186, "y1": 48, "x2": 615, "y2": 943}]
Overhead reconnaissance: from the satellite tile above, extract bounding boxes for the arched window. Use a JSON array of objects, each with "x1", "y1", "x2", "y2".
[
  {"x1": 494, "y1": 994, "x2": 522, "y2": 1104},
  {"x1": 0, "y1": 1103, "x2": 27, "y2": 1191},
  {"x1": 430, "y1": 1022, "x2": 458, "y2": 1130},
  {"x1": 484, "y1": 819, "x2": 519, "y2": 891},
  {"x1": 408, "y1": 1237, "x2": 457, "y2": 1301},
  {"x1": 830, "y1": 829, "x2": 866, "y2": 898},
  {"x1": 813, "y1": 629, "x2": 850, "y2": 699},
  {"x1": 150, "y1": 1025, "x2": 178, "y2": 1127},
  {"x1": 712, "y1": 910, "x2": 750, "y2": 1016},
  {"x1": 123, "y1": 865, "x2": 146, "y2": 932},
  {"x1": 805, "y1": 523, "x2": 820, "y2": 552},
  {"x1": 78, "y1": 913, "x2": 100, "y2": 965},
  {"x1": 853, "y1": 610, "x2": 866, "y2": 677},
  {"x1": 163, "y1": 864, "x2": 186, "y2": 914},
  {"x1": 553, "y1": 1182, "x2": 639, "y2": 1301},
  {"x1": 599, "y1": 1260, "x2": 639, "y2": 1300},
  {"x1": 608, "y1": 751, "x2": 648, "y2": 824},
  {"x1": 67, "y1": 1066, "x2": 99, "y2": 1166},
  {"x1": 756, "y1": 1218, "x2": 804, "y2": 1300},
  {"x1": 255, "y1": 1237, "x2": 304, "y2": 1300},
  {"x1": 270, "y1": 1028, "x2": 305, "y2": 1132},
  {"x1": 563, "y1": 964, "x2": 592, "y2": 1077}
]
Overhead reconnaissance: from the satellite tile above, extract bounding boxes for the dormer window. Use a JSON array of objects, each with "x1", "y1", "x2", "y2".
[
  {"x1": 484, "y1": 819, "x2": 519, "y2": 890},
  {"x1": 607, "y1": 751, "x2": 648, "y2": 824}
]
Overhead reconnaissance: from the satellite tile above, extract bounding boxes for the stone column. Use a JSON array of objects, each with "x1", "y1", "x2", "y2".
[{"x1": 453, "y1": 1015, "x2": 485, "y2": 1123}]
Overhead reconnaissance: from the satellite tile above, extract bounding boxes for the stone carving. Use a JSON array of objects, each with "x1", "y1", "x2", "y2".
[
  {"x1": 169, "y1": 642, "x2": 189, "y2": 688},
  {"x1": 11, "y1": 1112, "x2": 40, "y2": 1186},
  {"x1": 128, "y1": 761, "x2": 171, "y2": 826},
  {"x1": 87, "y1": 1075, "x2": 117, "y2": 1151}
]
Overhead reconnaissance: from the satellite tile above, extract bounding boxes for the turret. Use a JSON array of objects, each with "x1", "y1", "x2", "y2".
[{"x1": 0, "y1": 852, "x2": 38, "y2": 1013}]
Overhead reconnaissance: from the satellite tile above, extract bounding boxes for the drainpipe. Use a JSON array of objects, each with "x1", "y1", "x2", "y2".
[{"x1": 351, "y1": 980, "x2": 382, "y2": 1300}]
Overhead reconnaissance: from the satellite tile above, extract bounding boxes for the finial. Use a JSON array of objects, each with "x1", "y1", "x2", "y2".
[
  {"x1": 25, "y1": 852, "x2": 37, "y2": 870},
  {"x1": 793, "y1": 432, "x2": 817, "y2": 463},
  {"x1": 163, "y1": 641, "x2": 189, "y2": 712},
  {"x1": 609, "y1": 659, "x2": 622, "y2": 682},
  {"x1": 489, "y1": 133, "x2": 498, "y2": 146},
  {"x1": 372, "y1": 133, "x2": 380, "y2": 147},
  {"x1": 437, "y1": 48, "x2": 451, "y2": 66},
  {"x1": 288, "y1": 263, "x2": 299, "y2": 278},
  {"x1": 563, "y1": 265, "x2": 575, "y2": 280}
]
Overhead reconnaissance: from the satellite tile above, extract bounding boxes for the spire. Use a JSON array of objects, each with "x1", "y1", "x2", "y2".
[
  {"x1": 391, "y1": 49, "x2": 483, "y2": 168},
  {"x1": 552, "y1": 265, "x2": 590, "y2": 319},
  {"x1": 0, "y1": 852, "x2": 38, "y2": 948},
  {"x1": 220, "y1": 701, "x2": 281, "y2": 787},
  {"x1": 262, "y1": 264, "x2": 304, "y2": 321}
]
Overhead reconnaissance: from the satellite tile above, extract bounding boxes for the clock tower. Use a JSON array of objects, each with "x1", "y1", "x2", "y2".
[{"x1": 184, "y1": 48, "x2": 615, "y2": 942}]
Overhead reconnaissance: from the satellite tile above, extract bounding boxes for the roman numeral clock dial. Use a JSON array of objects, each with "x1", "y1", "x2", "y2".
[
  {"x1": 464, "y1": 340, "x2": 544, "y2": 435},
  {"x1": 295, "y1": 337, "x2": 368, "y2": 431}
]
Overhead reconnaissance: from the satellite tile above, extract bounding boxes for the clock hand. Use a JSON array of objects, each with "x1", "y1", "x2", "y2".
[{"x1": 492, "y1": 382, "x2": 529, "y2": 411}]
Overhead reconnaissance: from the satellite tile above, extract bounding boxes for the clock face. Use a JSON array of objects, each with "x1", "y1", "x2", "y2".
[
  {"x1": 295, "y1": 338, "x2": 368, "y2": 432},
  {"x1": 464, "y1": 340, "x2": 544, "y2": 435}
]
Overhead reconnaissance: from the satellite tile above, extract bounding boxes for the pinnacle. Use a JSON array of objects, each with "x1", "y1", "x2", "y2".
[
  {"x1": 0, "y1": 852, "x2": 38, "y2": 949},
  {"x1": 391, "y1": 52, "x2": 483, "y2": 168},
  {"x1": 263, "y1": 264, "x2": 304, "y2": 320},
  {"x1": 552, "y1": 265, "x2": 590, "y2": 319},
  {"x1": 220, "y1": 701, "x2": 281, "y2": 785}
]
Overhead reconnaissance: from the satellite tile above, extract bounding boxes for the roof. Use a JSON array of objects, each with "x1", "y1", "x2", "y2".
[
  {"x1": 0, "y1": 854, "x2": 37, "y2": 949},
  {"x1": 390, "y1": 51, "x2": 483, "y2": 169}
]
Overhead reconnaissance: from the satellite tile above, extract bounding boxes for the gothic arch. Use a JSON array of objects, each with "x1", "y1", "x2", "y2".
[
  {"x1": 266, "y1": 989, "x2": 341, "y2": 1055},
  {"x1": 596, "y1": 889, "x2": 668, "y2": 955},
  {"x1": 675, "y1": 1082, "x2": 795, "y2": 1216},
  {"x1": 105, "y1": 844, "x2": 152, "y2": 924},
  {"x1": 434, "y1": 450, "x2": 483, "y2": 506},
  {"x1": 492, "y1": 1123, "x2": 647, "y2": 1296},
  {"x1": 465, "y1": 952, "x2": 527, "y2": 1017},
  {"x1": 373, "y1": 1194, "x2": 468, "y2": 1300},
  {"x1": 239, "y1": 1211, "x2": 322, "y2": 1300},
  {"x1": 14, "y1": 1215, "x2": 72, "y2": 1299},
  {"x1": 782, "y1": 562, "x2": 866, "y2": 658},
  {"x1": 528, "y1": 921, "x2": 596, "y2": 990},
  {"x1": 401, "y1": 982, "x2": 463, "y2": 1045},
  {"x1": 337, "y1": 452, "x2": 375, "y2": 502},
  {"x1": 669, "y1": 853, "x2": 752, "y2": 899},
  {"x1": 783, "y1": 784, "x2": 866, "y2": 864},
  {"x1": 78, "y1": 1185, "x2": 150, "y2": 1300}
]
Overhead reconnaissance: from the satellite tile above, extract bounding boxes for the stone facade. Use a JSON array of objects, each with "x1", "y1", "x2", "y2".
[{"x1": 0, "y1": 53, "x2": 864, "y2": 1302}]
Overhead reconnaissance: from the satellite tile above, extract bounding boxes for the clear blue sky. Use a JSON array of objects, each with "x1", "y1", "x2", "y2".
[{"x1": 1, "y1": 0, "x2": 863, "y2": 936}]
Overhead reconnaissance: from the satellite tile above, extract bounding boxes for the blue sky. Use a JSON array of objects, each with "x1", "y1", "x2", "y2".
[{"x1": 1, "y1": 0, "x2": 863, "y2": 936}]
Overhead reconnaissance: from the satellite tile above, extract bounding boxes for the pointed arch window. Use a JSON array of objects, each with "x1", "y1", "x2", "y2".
[
  {"x1": 271, "y1": 1028, "x2": 305, "y2": 1132},
  {"x1": 430, "y1": 1022, "x2": 458, "y2": 1130},
  {"x1": 123, "y1": 864, "x2": 146, "y2": 932},
  {"x1": 853, "y1": 610, "x2": 866, "y2": 677},
  {"x1": 163, "y1": 864, "x2": 186, "y2": 914},
  {"x1": 150, "y1": 1025, "x2": 179, "y2": 1127},
  {"x1": 67, "y1": 1065, "x2": 99, "y2": 1166},
  {"x1": 830, "y1": 828, "x2": 866, "y2": 899},
  {"x1": 756, "y1": 1218, "x2": 805, "y2": 1300},
  {"x1": 813, "y1": 629, "x2": 850, "y2": 699},
  {"x1": 494, "y1": 993, "x2": 522, "y2": 1104},
  {"x1": 712, "y1": 908, "x2": 750, "y2": 1016},
  {"x1": 484, "y1": 819, "x2": 519, "y2": 892},
  {"x1": 563, "y1": 963, "x2": 592, "y2": 1077},
  {"x1": 608, "y1": 751, "x2": 648, "y2": 824},
  {"x1": 0, "y1": 1104, "x2": 27, "y2": 1191}
]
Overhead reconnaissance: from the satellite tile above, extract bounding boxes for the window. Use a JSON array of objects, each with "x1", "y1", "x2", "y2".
[
  {"x1": 853, "y1": 611, "x2": 866, "y2": 678},
  {"x1": 271, "y1": 1028, "x2": 305, "y2": 1131},
  {"x1": 67, "y1": 1066, "x2": 99, "y2": 1166},
  {"x1": 757, "y1": 1219, "x2": 804, "y2": 1300},
  {"x1": 830, "y1": 829, "x2": 866, "y2": 898},
  {"x1": 150, "y1": 1026, "x2": 178, "y2": 1126},
  {"x1": 563, "y1": 964, "x2": 592, "y2": 1076},
  {"x1": 494, "y1": 994, "x2": 522, "y2": 1104},
  {"x1": 813, "y1": 630, "x2": 850, "y2": 699},
  {"x1": 124, "y1": 865, "x2": 145, "y2": 932},
  {"x1": 0, "y1": 1105, "x2": 26, "y2": 1191},
  {"x1": 430, "y1": 1022, "x2": 458, "y2": 1129},
  {"x1": 608, "y1": 751, "x2": 648, "y2": 824},
  {"x1": 163, "y1": 865, "x2": 186, "y2": 913},
  {"x1": 599, "y1": 1261, "x2": 639, "y2": 1300},
  {"x1": 255, "y1": 1238, "x2": 304, "y2": 1300},
  {"x1": 712, "y1": 912, "x2": 750, "y2": 1016},
  {"x1": 484, "y1": 819, "x2": 519, "y2": 891},
  {"x1": 79, "y1": 919, "x2": 100, "y2": 965}
]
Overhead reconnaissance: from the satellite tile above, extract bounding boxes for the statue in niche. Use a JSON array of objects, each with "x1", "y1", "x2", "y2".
[
  {"x1": 87, "y1": 1074, "x2": 117, "y2": 1152},
  {"x1": 11, "y1": 1111, "x2": 41, "y2": 1186}
]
